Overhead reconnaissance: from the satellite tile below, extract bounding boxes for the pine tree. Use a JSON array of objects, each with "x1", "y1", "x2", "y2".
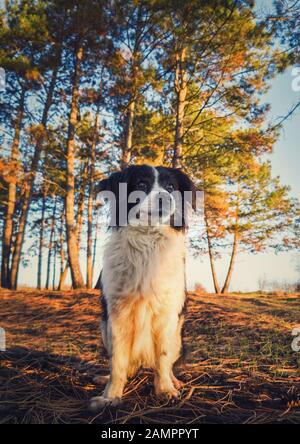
[
  {"x1": 221, "y1": 158, "x2": 298, "y2": 293},
  {"x1": 107, "y1": 0, "x2": 165, "y2": 167},
  {"x1": 157, "y1": 0, "x2": 283, "y2": 166},
  {"x1": 62, "y1": 0, "x2": 106, "y2": 289},
  {"x1": 0, "y1": 0, "x2": 51, "y2": 287}
]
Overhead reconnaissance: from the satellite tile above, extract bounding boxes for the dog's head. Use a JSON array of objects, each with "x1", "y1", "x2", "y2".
[{"x1": 96, "y1": 165, "x2": 197, "y2": 230}]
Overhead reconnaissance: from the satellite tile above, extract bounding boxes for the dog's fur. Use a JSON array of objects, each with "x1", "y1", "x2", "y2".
[{"x1": 89, "y1": 165, "x2": 196, "y2": 410}]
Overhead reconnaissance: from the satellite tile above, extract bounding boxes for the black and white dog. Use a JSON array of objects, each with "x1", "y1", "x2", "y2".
[{"x1": 89, "y1": 165, "x2": 196, "y2": 410}]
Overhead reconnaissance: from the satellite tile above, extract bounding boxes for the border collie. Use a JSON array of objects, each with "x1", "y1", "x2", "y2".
[{"x1": 89, "y1": 165, "x2": 196, "y2": 410}]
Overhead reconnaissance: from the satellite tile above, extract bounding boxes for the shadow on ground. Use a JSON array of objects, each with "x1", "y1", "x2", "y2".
[{"x1": 0, "y1": 289, "x2": 299, "y2": 424}]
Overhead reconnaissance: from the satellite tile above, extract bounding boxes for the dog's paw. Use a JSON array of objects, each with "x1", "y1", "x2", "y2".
[
  {"x1": 155, "y1": 385, "x2": 179, "y2": 400},
  {"x1": 171, "y1": 375, "x2": 184, "y2": 390},
  {"x1": 88, "y1": 395, "x2": 120, "y2": 412},
  {"x1": 164, "y1": 387, "x2": 179, "y2": 399},
  {"x1": 93, "y1": 374, "x2": 110, "y2": 385}
]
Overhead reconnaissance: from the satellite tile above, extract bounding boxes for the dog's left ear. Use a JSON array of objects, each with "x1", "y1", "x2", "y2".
[
  {"x1": 94, "y1": 171, "x2": 126, "y2": 196},
  {"x1": 172, "y1": 168, "x2": 197, "y2": 210}
]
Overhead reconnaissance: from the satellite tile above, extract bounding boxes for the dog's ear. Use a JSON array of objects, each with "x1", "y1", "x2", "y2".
[
  {"x1": 94, "y1": 178, "x2": 109, "y2": 194},
  {"x1": 94, "y1": 171, "x2": 126, "y2": 196},
  {"x1": 172, "y1": 168, "x2": 197, "y2": 210}
]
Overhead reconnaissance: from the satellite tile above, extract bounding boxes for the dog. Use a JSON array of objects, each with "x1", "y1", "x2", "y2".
[{"x1": 89, "y1": 165, "x2": 196, "y2": 410}]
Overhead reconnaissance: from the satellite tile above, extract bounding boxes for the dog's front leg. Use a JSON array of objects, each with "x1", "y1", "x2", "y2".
[
  {"x1": 89, "y1": 314, "x2": 130, "y2": 411},
  {"x1": 154, "y1": 314, "x2": 180, "y2": 399}
]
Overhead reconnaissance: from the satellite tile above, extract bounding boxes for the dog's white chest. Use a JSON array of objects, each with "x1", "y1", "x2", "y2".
[{"x1": 102, "y1": 226, "x2": 186, "y2": 301}]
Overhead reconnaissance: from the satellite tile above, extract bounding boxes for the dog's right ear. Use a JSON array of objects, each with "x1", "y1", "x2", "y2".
[{"x1": 94, "y1": 178, "x2": 109, "y2": 194}]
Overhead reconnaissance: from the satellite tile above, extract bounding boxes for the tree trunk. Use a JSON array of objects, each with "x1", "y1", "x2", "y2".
[
  {"x1": 76, "y1": 162, "x2": 88, "y2": 252},
  {"x1": 120, "y1": 5, "x2": 143, "y2": 169},
  {"x1": 58, "y1": 263, "x2": 69, "y2": 291},
  {"x1": 86, "y1": 213, "x2": 93, "y2": 283},
  {"x1": 52, "y1": 240, "x2": 57, "y2": 290},
  {"x1": 95, "y1": 270, "x2": 102, "y2": 290},
  {"x1": 221, "y1": 231, "x2": 239, "y2": 294},
  {"x1": 65, "y1": 42, "x2": 85, "y2": 289},
  {"x1": 221, "y1": 183, "x2": 240, "y2": 294},
  {"x1": 46, "y1": 196, "x2": 57, "y2": 290},
  {"x1": 121, "y1": 99, "x2": 135, "y2": 168},
  {"x1": 58, "y1": 212, "x2": 66, "y2": 290},
  {"x1": 1, "y1": 85, "x2": 26, "y2": 288},
  {"x1": 92, "y1": 222, "x2": 98, "y2": 272},
  {"x1": 207, "y1": 234, "x2": 220, "y2": 294},
  {"x1": 172, "y1": 47, "x2": 187, "y2": 168},
  {"x1": 204, "y1": 193, "x2": 221, "y2": 294},
  {"x1": 37, "y1": 189, "x2": 47, "y2": 289},
  {"x1": 86, "y1": 112, "x2": 99, "y2": 288},
  {"x1": 92, "y1": 213, "x2": 100, "y2": 285},
  {"x1": 9, "y1": 47, "x2": 62, "y2": 290}
]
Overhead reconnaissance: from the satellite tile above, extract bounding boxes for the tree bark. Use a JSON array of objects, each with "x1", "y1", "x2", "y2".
[
  {"x1": 221, "y1": 184, "x2": 240, "y2": 294},
  {"x1": 86, "y1": 112, "x2": 99, "y2": 288},
  {"x1": 65, "y1": 42, "x2": 85, "y2": 289},
  {"x1": 1, "y1": 85, "x2": 26, "y2": 288},
  {"x1": 93, "y1": 211, "x2": 104, "y2": 289},
  {"x1": 58, "y1": 212, "x2": 66, "y2": 290},
  {"x1": 221, "y1": 230, "x2": 239, "y2": 294},
  {"x1": 120, "y1": 5, "x2": 143, "y2": 169},
  {"x1": 46, "y1": 196, "x2": 57, "y2": 289},
  {"x1": 204, "y1": 193, "x2": 221, "y2": 294},
  {"x1": 92, "y1": 212, "x2": 100, "y2": 267},
  {"x1": 9, "y1": 46, "x2": 62, "y2": 290},
  {"x1": 121, "y1": 99, "x2": 135, "y2": 168},
  {"x1": 52, "y1": 240, "x2": 57, "y2": 290},
  {"x1": 58, "y1": 263, "x2": 69, "y2": 291},
  {"x1": 76, "y1": 162, "x2": 88, "y2": 252},
  {"x1": 172, "y1": 47, "x2": 187, "y2": 168},
  {"x1": 37, "y1": 188, "x2": 47, "y2": 289},
  {"x1": 94, "y1": 269, "x2": 102, "y2": 290},
  {"x1": 92, "y1": 224, "x2": 98, "y2": 272}
]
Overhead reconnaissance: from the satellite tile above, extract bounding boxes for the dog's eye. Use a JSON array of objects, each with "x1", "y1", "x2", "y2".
[
  {"x1": 165, "y1": 183, "x2": 175, "y2": 193},
  {"x1": 136, "y1": 181, "x2": 148, "y2": 192}
]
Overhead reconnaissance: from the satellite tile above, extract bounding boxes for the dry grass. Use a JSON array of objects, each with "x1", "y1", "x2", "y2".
[{"x1": 0, "y1": 289, "x2": 299, "y2": 424}]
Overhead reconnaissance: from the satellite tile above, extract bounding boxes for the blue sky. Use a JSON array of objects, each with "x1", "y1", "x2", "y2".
[{"x1": 267, "y1": 71, "x2": 300, "y2": 201}]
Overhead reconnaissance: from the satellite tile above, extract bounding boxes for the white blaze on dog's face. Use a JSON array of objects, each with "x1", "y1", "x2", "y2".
[
  {"x1": 132, "y1": 167, "x2": 176, "y2": 226},
  {"x1": 96, "y1": 165, "x2": 196, "y2": 229}
]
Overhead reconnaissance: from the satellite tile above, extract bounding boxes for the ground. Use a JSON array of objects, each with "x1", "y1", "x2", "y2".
[{"x1": 0, "y1": 289, "x2": 299, "y2": 424}]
